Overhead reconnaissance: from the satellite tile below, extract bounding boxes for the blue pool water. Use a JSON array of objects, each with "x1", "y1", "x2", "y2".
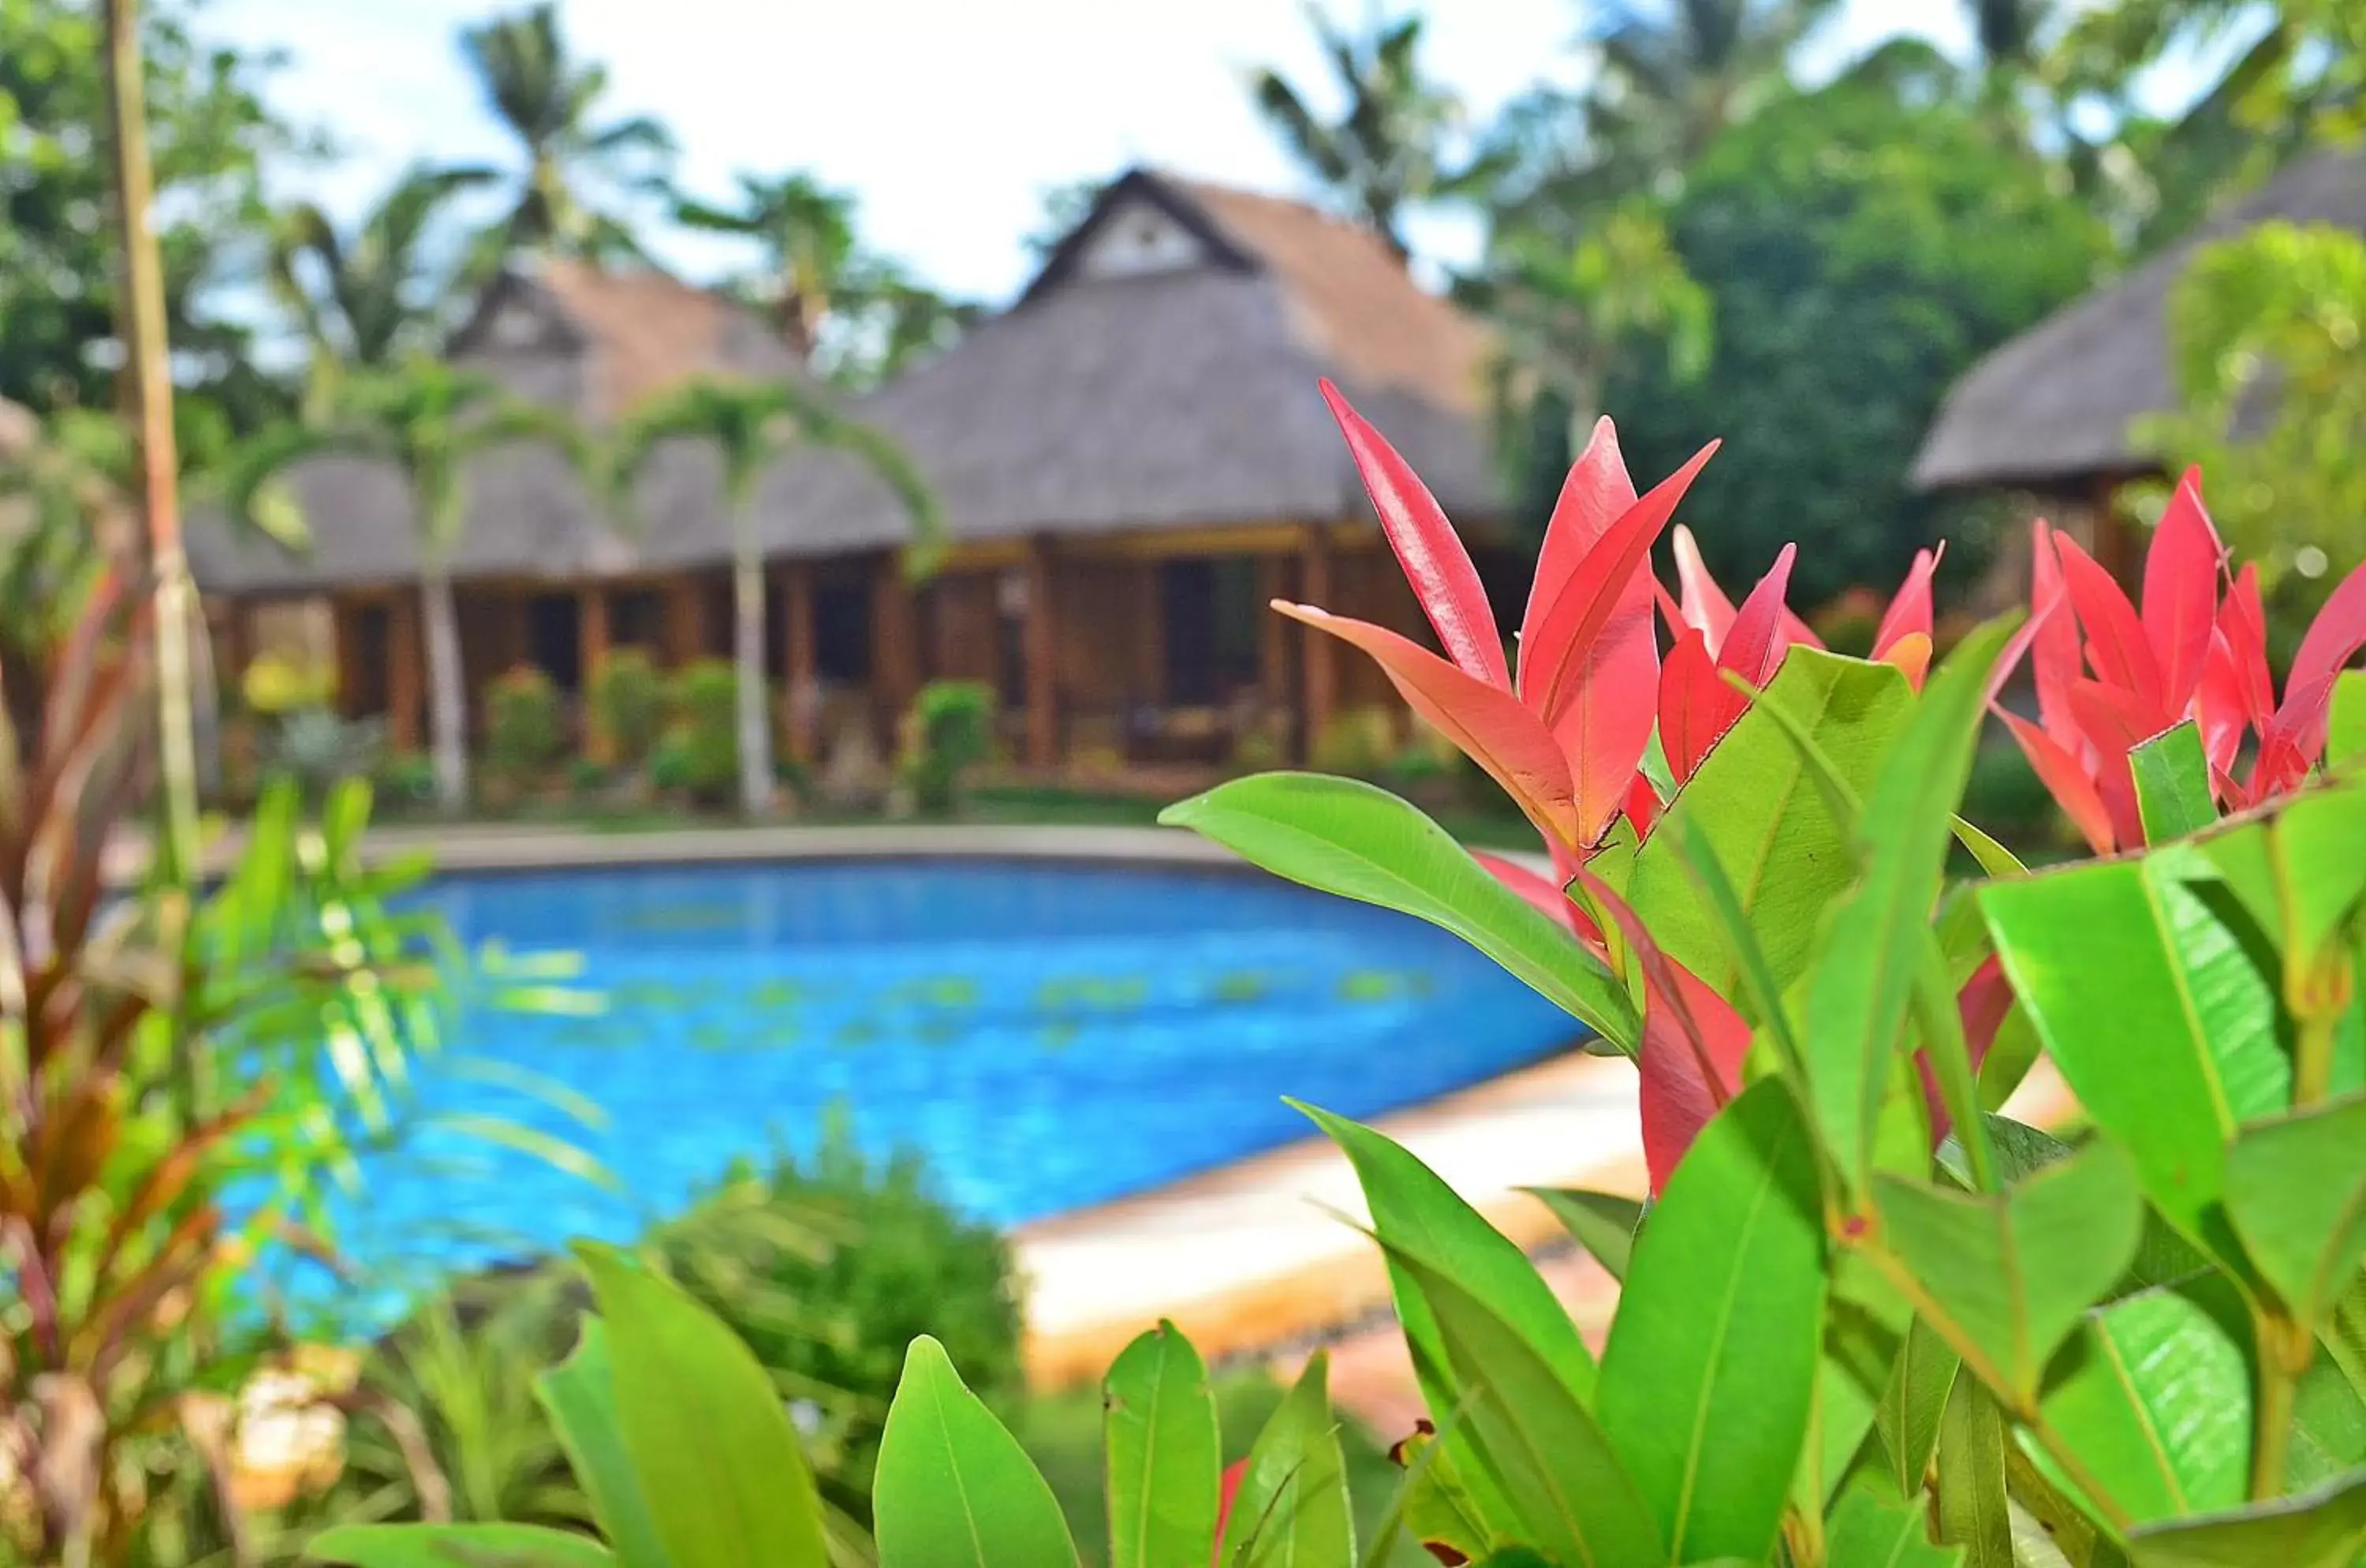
[{"x1": 311, "y1": 858, "x2": 1579, "y2": 1319}]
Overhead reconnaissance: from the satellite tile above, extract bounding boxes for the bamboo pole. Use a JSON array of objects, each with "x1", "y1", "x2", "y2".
[{"x1": 103, "y1": 0, "x2": 200, "y2": 880}]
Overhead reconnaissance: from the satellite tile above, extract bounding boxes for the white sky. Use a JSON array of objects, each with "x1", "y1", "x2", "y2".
[{"x1": 200, "y1": 0, "x2": 2207, "y2": 305}]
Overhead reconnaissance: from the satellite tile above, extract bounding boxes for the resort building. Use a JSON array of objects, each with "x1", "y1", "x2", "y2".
[
  {"x1": 190, "y1": 169, "x2": 1526, "y2": 774},
  {"x1": 1914, "y1": 145, "x2": 2366, "y2": 581}
]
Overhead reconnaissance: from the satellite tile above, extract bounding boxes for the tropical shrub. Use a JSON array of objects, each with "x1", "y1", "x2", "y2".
[
  {"x1": 589, "y1": 647, "x2": 665, "y2": 769},
  {"x1": 299, "y1": 383, "x2": 2366, "y2": 1568},
  {"x1": 649, "y1": 1133, "x2": 1023, "y2": 1532},
  {"x1": 267, "y1": 707, "x2": 386, "y2": 797},
  {"x1": 484, "y1": 664, "x2": 567, "y2": 796},
  {"x1": 0, "y1": 577, "x2": 452, "y2": 1565},
  {"x1": 375, "y1": 749, "x2": 439, "y2": 811},
  {"x1": 898, "y1": 678, "x2": 995, "y2": 814},
  {"x1": 666, "y1": 657, "x2": 742, "y2": 805}
]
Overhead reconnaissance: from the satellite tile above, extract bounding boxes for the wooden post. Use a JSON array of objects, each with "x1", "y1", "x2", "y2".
[
  {"x1": 1299, "y1": 525, "x2": 1337, "y2": 760},
  {"x1": 2092, "y1": 474, "x2": 2139, "y2": 588},
  {"x1": 220, "y1": 598, "x2": 253, "y2": 699},
  {"x1": 388, "y1": 588, "x2": 424, "y2": 752},
  {"x1": 782, "y1": 562, "x2": 819, "y2": 764},
  {"x1": 331, "y1": 595, "x2": 364, "y2": 719},
  {"x1": 663, "y1": 577, "x2": 702, "y2": 667},
  {"x1": 579, "y1": 585, "x2": 610, "y2": 760},
  {"x1": 872, "y1": 554, "x2": 921, "y2": 726},
  {"x1": 1024, "y1": 536, "x2": 1060, "y2": 770}
]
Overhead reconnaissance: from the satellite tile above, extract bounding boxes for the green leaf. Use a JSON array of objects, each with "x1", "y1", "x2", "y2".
[
  {"x1": 1952, "y1": 814, "x2": 2028, "y2": 879},
  {"x1": 1596, "y1": 1079, "x2": 1828, "y2": 1566},
  {"x1": 1161, "y1": 773, "x2": 1638, "y2": 1043},
  {"x1": 1299, "y1": 1103, "x2": 1595, "y2": 1405},
  {"x1": 2037, "y1": 1291, "x2": 2250, "y2": 1528},
  {"x1": 1383, "y1": 1246, "x2": 1666, "y2": 1566},
  {"x1": 1935, "y1": 1374, "x2": 2013, "y2": 1566},
  {"x1": 875, "y1": 1335, "x2": 1080, "y2": 1568},
  {"x1": 1875, "y1": 1318, "x2": 1959, "y2": 1501},
  {"x1": 1980, "y1": 850, "x2": 2287, "y2": 1264},
  {"x1": 2293, "y1": 1352, "x2": 2366, "y2": 1490},
  {"x1": 534, "y1": 1320, "x2": 669, "y2": 1568},
  {"x1": 2125, "y1": 1465, "x2": 2366, "y2": 1566},
  {"x1": 1370, "y1": 1417, "x2": 1498, "y2": 1568},
  {"x1": 2132, "y1": 722, "x2": 2218, "y2": 844},
  {"x1": 2224, "y1": 1092, "x2": 2366, "y2": 1329},
  {"x1": 1800, "y1": 619, "x2": 2013, "y2": 1189},
  {"x1": 1525, "y1": 1187, "x2": 1643, "y2": 1283},
  {"x1": 1824, "y1": 1481, "x2": 1965, "y2": 1566},
  {"x1": 1222, "y1": 1352, "x2": 1353, "y2": 1568},
  {"x1": 1103, "y1": 1322, "x2": 1221, "y2": 1568},
  {"x1": 1627, "y1": 649, "x2": 1916, "y2": 1006},
  {"x1": 306, "y1": 1523, "x2": 615, "y2": 1567},
  {"x1": 1868, "y1": 1141, "x2": 2144, "y2": 1408},
  {"x1": 576, "y1": 1244, "x2": 830, "y2": 1568},
  {"x1": 2329, "y1": 671, "x2": 2366, "y2": 770}
]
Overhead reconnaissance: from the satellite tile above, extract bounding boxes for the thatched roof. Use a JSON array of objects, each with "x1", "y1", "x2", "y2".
[
  {"x1": 188, "y1": 259, "x2": 809, "y2": 595},
  {"x1": 1913, "y1": 147, "x2": 2366, "y2": 494},
  {"x1": 782, "y1": 168, "x2": 1498, "y2": 551},
  {"x1": 192, "y1": 170, "x2": 1502, "y2": 597}
]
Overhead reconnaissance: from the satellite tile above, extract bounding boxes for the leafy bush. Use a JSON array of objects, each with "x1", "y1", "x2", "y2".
[
  {"x1": 1308, "y1": 704, "x2": 1397, "y2": 778},
  {"x1": 266, "y1": 707, "x2": 385, "y2": 797},
  {"x1": 375, "y1": 749, "x2": 438, "y2": 810},
  {"x1": 565, "y1": 756, "x2": 608, "y2": 797},
  {"x1": 589, "y1": 647, "x2": 664, "y2": 768},
  {"x1": 897, "y1": 679, "x2": 995, "y2": 814},
  {"x1": 651, "y1": 1132, "x2": 1022, "y2": 1530},
  {"x1": 484, "y1": 665, "x2": 566, "y2": 794},
  {"x1": 666, "y1": 658, "x2": 741, "y2": 805}
]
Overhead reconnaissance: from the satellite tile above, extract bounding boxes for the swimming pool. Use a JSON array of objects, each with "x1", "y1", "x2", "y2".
[{"x1": 313, "y1": 857, "x2": 1581, "y2": 1317}]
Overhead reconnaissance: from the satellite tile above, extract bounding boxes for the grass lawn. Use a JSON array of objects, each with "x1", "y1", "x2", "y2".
[{"x1": 1017, "y1": 1365, "x2": 1432, "y2": 1566}]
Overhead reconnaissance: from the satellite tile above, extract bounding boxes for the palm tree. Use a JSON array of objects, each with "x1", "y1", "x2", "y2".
[
  {"x1": 1584, "y1": 0, "x2": 1842, "y2": 182},
  {"x1": 1248, "y1": 3, "x2": 1494, "y2": 256},
  {"x1": 610, "y1": 378, "x2": 937, "y2": 816},
  {"x1": 267, "y1": 162, "x2": 495, "y2": 416},
  {"x1": 224, "y1": 363, "x2": 589, "y2": 813},
  {"x1": 459, "y1": 2, "x2": 674, "y2": 265},
  {"x1": 675, "y1": 173, "x2": 865, "y2": 360}
]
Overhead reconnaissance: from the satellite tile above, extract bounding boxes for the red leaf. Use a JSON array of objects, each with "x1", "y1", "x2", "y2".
[
  {"x1": 1658, "y1": 625, "x2": 1723, "y2": 784},
  {"x1": 1520, "y1": 442, "x2": 1719, "y2": 840},
  {"x1": 2219, "y1": 564, "x2": 2275, "y2": 730},
  {"x1": 2054, "y1": 532, "x2": 2166, "y2": 722},
  {"x1": 1474, "y1": 849, "x2": 1585, "y2": 937},
  {"x1": 1622, "y1": 773, "x2": 1663, "y2": 840},
  {"x1": 1277, "y1": 602, "x2": 1580, "y2": 849},
  {"x1": 2285, "y1": 554, "x2": 2366, "y2": 719},
  {"x1": 1670, "y1": 523, "x2": 1738, "y2": 654},
  {"x1": 2197, "y1": 633, "x2": 2250, "y2": 786},
  {"x1": 1320, "y1": 379, "x2": 1509, "y2": 688},
  {"x1": 2029, "y1": 521, "x2": 2086, "y2": 751},
  {"x1": 1574, "y1": 868, "x2": 1749, "y2": 1195},
  {"x1": 1872, "y1": 544, "x2": 1943, "y2": 661},
  {"x1": 1719, "y1": 543, "x2": 1798, "y2": 690},
  {"x1": 1879, "y1": 633, "x2": 1933, "y2": 690},
  {"x1": 1214, "y1": 1456, "x2": 1248, "y2": 1563},
  {"x1": 1999, "y1": 710, "x2": 2117, "y2": 855},
  {"x1": 2066, "y1": 678, "x2": 2155, "y2": 848},
  {"x1": 2142, "y1": 468, "x2": 2223, "y2": 719},
  {"x1": 1519, "y1": 416, "x2": 1638, "y2": 670},
  {"x1": 1919, "y1": 956, "x2": 2013, "y2": 1144}
]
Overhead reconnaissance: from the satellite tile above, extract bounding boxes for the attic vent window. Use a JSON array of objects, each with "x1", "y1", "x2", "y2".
[
  {"x1": 491, "y1": 309, "x2": 538, "y2": 348},
  {"x1": 1077, "y1": 199, "x2": 1204, "y2": 279}
]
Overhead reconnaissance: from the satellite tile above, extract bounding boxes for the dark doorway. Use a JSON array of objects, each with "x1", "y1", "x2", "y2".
[
  {"x1": 526, "y1": 593, "x2": 581, "y2": 689},
  {"x1": 348, "y1": 602, "x2": 392, "y2": 716},
  {"x1": 815, "y1": 572, "x2": 873, "y2": 682},
  {"x1": 1161, "y1": 558, "x2": 1260, "y2": 706},
  {"x1": 612, "y1": 588, "x2": 663, "y2": 651}
]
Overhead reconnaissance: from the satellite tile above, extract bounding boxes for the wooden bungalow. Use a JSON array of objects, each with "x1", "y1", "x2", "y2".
[
  {"x1": 189, "y1": 168, "x2": 1519, "y2": 773},
  {"x1": 1913, "y1": 147, "x2": 2366, "y2": 582}
]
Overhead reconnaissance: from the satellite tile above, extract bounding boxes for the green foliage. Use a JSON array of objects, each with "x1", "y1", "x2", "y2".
[
  {"x1": 589, "y1": 648, "x2": 665, "y2": 768},
  {"x1": 1308, "y1": 705, "x2": 1400, "y2": 778},
  {"x1": 1101, "y1": 1324, "x2": 1220, "y2": 1568},
  {"x1": 899, "y1": 679, "x2": 996, "y2": 815},
  {"x1": 2144, "y1": 221, "x2": 2366, "y2": 584},
  {"x1": 485, "y1": 665, "x2": 567, "y2": 794},
  {"x1": 1602, "y1": 80, "x2": 2110, "y2": 603},
  {"x1": 666, "y1": 657, "x2": 743, "y2": 805},
  {"x1": 649, "y1": 1133, "x2": 1024, "y2": 1531}
]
